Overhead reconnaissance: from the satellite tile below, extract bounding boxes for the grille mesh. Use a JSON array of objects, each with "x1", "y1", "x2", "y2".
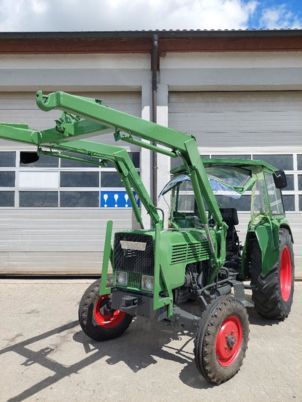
[
  {"x1": 114, "y1": 233, "x2": 154, "y2": 276},
  {"x1": 127, "y1": 272, "x2": 142, "y2": 288},
  {"x1": 171, "y1": 241, "x2": 210, "y2": 264}
]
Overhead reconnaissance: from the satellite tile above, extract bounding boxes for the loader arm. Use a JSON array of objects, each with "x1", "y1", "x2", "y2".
[
  {"x1": 35, "y1": 91, "x2": 223, "y2": 221},
  {"x1": 0, "y1": 123, "x2": 161, "y2": 228},
  {"x1": 46, "y1": 140, "x2": 162, "y2": 229},
  {"x1": 0, "y1": 90, "x2": 227, "y2": 268}
]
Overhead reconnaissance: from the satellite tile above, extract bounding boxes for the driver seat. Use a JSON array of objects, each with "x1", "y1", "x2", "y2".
[{"x1": 220, "y1": 208, "x2": 240, "y2": 256}]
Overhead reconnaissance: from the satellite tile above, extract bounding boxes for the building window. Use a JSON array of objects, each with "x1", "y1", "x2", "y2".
[
  {"x1": 211, "y1": 154, "x2": 251, "y2": 160},
  {"x1": 101, "y1": 172, "x2": 124, "y2": 188},
  {"x1": 61, "y1": 156, "x2": 99, "y2": 168},
  {"x1": 20, "y1": 153, "x2": 58, "y2": 168},
  {"x1": 19, "y1": 171, "x2": 59, "y2": 189},
  {"x1": 0, "y1": 151, "x2": 16, "y2": 167},
  {"x1": 0, "y1": 150, "x2": 299, "y2": 212},
  {"x1": 20, "y1": 191, "x2": 58, "y2": 207},
  {"x1": 254, "y1": 154, "x2": 293, "y2": 171},
  {"x1": 283, "y1": 195, "x2": 295, "y2": 212},
  {"x1": 0, "y1": 191, "x2": 15, "y2": 206},
  {"x1": 60, "y1": 172, "x2": 99, "y2": 187},
  {"x1": 0, "y1": 149, "x2": 140, "y2": 209},
  {"x1": 0, "y1": 171, "x2": 15, "y2": 187},
  {"x1": 285, "y1": 174, "x2": 294, "y2": 191},
  {"x1": 297, "y1": 155, "x2": 302, "y2": 170},
  {"x1": 129, "y1": 152, "x2": 140, "y2": 168},
  {"x1": 60, "y1": 191, "x2": 99, "y2": 207}
]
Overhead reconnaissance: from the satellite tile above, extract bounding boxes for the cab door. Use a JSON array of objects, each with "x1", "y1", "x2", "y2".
[{"x1": 250, "y1": 171, "x2": 283, "y2": 275}]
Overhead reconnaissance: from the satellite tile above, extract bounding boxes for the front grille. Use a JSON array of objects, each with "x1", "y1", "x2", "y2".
[
  {"x1": 114, "y1": 233, "x2": 154, "y2": 277},
  {"x1": 171, "y1": 241, "x2": 210, "y2": 265},
  {"x1": 127, "y1": 272, "x2": 141, "y2": 289}
]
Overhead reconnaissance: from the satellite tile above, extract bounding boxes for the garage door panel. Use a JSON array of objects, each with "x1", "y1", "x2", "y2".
[
  {"x1": 0, "y1": 251, "x2": 103, "y2": 274},
  {"x1": 0, "y1": 92, "x2": 140, "y2": 130},
  {"x1": 169, "y1": 92, "x2": 302, "y2": 112},
  {"x1": 169, "y1": 92, "x2": 302, "y2": 148},
  {"x1": 0, "y1": 209, "x2": 132, "y2": 253}
]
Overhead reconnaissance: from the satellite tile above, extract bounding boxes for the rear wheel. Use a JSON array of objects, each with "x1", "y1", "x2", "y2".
[
  {"x1": 194, "y1": 295, "x2": 249, "y2": 385},
  {"x1": 252, "y1": 229, "x2": 294, "y2": 320},
  {"x1": 78, "y1": 279, "x2": 133, "y2": 341}
]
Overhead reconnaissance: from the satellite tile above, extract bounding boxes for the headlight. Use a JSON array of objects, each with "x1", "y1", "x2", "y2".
[
  {"x1": 116, "y1": 271, "x2": 128, "y2": 286},
  {"x1": 106, "y1": 274, "x2": 114, "y2": 287},
  {"x1": 141, "y1": 275, "x2": 154, "y2": 292}
]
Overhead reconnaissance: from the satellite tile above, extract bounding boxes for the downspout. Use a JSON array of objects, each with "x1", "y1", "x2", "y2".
[{"x1": 151, "y1": 33, "x2": 159, "y2": 205}]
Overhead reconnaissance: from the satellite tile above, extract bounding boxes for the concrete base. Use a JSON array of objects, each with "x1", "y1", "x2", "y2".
[{"x1": 0, "y1": 280, "x2": 301, "y2": 402}]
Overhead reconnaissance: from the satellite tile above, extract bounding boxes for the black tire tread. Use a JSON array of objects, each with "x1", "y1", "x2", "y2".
[
  {"x1": 252, "y1": 229, "x2": 294, "y2": 320},
  {"x1": 78, "y1": 279, "x2": 132, "y2": 341},
  {"x1": 194, "y1": 295, "x2": 249, "y2": 385}
]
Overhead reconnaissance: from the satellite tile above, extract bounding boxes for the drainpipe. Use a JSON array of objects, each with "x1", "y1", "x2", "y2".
[{"x1": 151, "y1": 33, "x2": 159, "y2": 205}]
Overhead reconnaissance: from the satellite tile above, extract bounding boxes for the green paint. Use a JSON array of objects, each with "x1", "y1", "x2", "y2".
[{"x1": 99, "y1": 220, "x2": 113, "y2": 296}]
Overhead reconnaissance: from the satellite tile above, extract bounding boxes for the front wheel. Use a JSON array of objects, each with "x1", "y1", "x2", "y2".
[
  {"x1": 78, "y1": 279, "x2": 133, "y2": 341},
  {"x1": 194, "y1": 295, "x2": 249, "y2": 385}
]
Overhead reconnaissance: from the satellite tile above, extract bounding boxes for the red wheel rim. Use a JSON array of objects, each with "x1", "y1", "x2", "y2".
[
  {"x1": 280, "y1": 246, "x2": 292, "y2": 302},
  {"x1": 216, "y1": 315, "x2": 243, "y2": 367},
  {"x1": 93, "y1": 295, "x2": 126, "y2": 328}
]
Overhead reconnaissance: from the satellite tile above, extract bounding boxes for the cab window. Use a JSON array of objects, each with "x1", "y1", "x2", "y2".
[{"x1": 264, "y1": 172, "x2": 284, "y2": 215}]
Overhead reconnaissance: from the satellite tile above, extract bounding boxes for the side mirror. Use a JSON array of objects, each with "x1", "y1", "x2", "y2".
[
  {"x1": 273, "y1": 170, "x2": 287, "y2": 189},
  {"x1": 20, "y1": 152, "x2": 39, "y2": 164}
]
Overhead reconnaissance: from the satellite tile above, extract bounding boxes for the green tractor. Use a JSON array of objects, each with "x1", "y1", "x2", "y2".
[{"x1": 0, "y1": 91, "x2": 294, "y2": 385}]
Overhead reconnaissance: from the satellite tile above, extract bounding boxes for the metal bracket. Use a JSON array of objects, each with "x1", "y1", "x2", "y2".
[
  {"x1": 233, "y1": 281, "x2": 254, "y2": 308},
  {"x1": 172, "y1": 306, "x2": 200, "y2": 331}
]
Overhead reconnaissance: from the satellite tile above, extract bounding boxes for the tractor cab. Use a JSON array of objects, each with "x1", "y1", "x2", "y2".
[
  {"x1": 160, "y1": 163, "x2": 252, "y2": 227},
  {"x1": 160, "y1": 159, "x2": 288, "y2": 276}
]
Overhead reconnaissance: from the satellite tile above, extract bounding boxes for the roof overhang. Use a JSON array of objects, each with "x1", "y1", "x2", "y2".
[{"x1": 0, "y1": 30, "x2": 301, "y2": 54}]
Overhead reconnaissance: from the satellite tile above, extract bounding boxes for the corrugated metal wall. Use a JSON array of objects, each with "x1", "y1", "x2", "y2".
[
  {"x1": 0, "y1": 209, "x2": 132, "y2": 274},
  {"x1": 168, "y1": 91, "x2": 302, "y2": 149}
]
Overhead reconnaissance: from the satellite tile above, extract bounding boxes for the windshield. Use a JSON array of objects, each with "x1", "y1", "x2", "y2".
[
  {"x1": 206, "y1": 166, "x2": 251, "y2": 189},
  {"x1": 159, "y1": 166, "x2": 252, "y2": 219},
  {"x1": 160, "y1": 165, "x2": 251, "y2": 199}
]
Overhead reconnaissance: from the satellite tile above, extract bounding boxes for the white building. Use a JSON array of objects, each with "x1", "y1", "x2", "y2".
[{"x1": 0, "y1": 30, "x2": 301, "y2": 276}]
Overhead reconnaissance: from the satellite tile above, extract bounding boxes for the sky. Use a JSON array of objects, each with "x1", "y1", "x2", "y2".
[{"x1": 0, "y1": 0, "x2": 301, "y2": 31}]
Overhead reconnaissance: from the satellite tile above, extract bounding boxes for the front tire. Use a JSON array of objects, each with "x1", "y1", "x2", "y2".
[
  {"x1": 194, "y1": 295, "x2": 249, "y2": 385},
  {"x1": 78, "y1": 279, "x2": 133, "y2": 341},
  {"x1": 252, "y1": 229, "x2": 294, "y2": 320}
]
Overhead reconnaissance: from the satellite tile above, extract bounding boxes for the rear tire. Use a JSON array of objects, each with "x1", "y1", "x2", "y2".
[
  {"x1": 194, "y1": 295, "x2": 249, "y2": 385},
  {"x1": 252, "y1": 229, "x2": 294, "y2": 320},
  {"x1": 78, "y1": 279, "x2": 133, "y2": 341}
]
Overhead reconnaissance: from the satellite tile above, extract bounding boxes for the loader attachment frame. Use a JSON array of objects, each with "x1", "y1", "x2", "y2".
[{"x1": 0, "y1": 90, "x2": 227, "y2": 278}]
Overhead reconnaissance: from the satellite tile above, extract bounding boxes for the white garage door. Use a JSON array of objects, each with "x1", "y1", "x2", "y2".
[
  {"x1": 0, "y1": 92, "x2": 141, "y2": 275},
  {"x1": 169, "y1": 91, "x2": 302, "y2": 274}
]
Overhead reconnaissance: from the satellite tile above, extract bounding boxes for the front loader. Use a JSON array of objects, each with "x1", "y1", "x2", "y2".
[{"x1": 0, "y1": 91, "x2": 294, "y2": 385}]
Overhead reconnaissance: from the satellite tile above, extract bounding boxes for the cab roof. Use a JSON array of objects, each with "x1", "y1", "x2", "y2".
[
  {"x1": 171, "y1": 158, "x2": 277, "y2": 174},
  {"x1": 203, "y1": 158, "x2": 277, "y2": 171}
]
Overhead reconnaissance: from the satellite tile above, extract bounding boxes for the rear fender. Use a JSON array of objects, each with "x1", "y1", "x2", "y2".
[
  {"x1": 280, "y1": 223, "x2": 294, "y2": 243},
  {"x1": 253, "y1": 220, "x2": 279, "y2": 275}
]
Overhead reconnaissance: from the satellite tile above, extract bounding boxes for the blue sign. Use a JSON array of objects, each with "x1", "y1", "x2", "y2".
[{"x1": 100, "y1": 191, "x2": 140, "y2": 208}]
